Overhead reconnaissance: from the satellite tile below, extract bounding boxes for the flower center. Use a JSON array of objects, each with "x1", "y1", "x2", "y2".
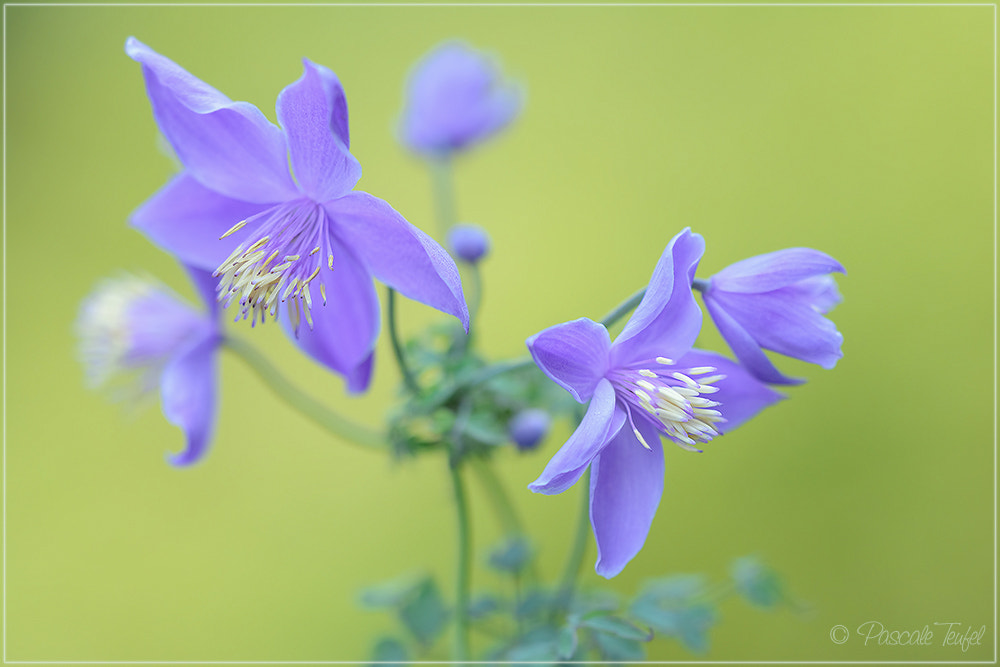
[
  {"x1": 214, "y1": 199, "x2": 331, "y2": 334},
  {"x1": 609, "y1": 357, "x2": 726, "y2": 452}
]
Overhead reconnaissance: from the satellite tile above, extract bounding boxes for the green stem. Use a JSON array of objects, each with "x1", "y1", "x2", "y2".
[
  {"x1": 223, "y1": 337, "x2": 385, "y2": 450},
  {"x1": 431, "y1": 154, "x2": 457, "y2": 238},
  {"x1": 556, "y1": 468, "x2": 592, "y2": 610},
  {"x1": 600, "y1": 287, "x2": 646, "y2": 328},
  {"x1": 386, "y1": 287, "x2": 420, "y2": 394},
  {"x1": 449, "y1": 461, "x2": 472, "y2": 663}
]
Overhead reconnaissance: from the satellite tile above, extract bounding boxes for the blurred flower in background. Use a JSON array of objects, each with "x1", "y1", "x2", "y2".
[
  {"x1": 700, "y1": 248, "x2": 845, "y2": 385},
  {"x1": 399, "y1": 40, "x2": 523, "y2": 156},
  {"x1": 76, "y1": 267, "x2": 222, "y2": 466}
]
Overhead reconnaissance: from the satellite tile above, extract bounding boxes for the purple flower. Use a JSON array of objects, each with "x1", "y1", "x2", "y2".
[
  {"x1": 125, "y1": 38, "x2": 469, "y2": 393},
  {"x1": 526, "y1": 229, "x2": 783, "y2": 578},
  {"x1": 701, "y1": 248, "x2": 845, "y2": 385},
  {"x1": 77, "y1": 267, "x2": 222, "y2": 467},
  {"x1": 399, "y1": 41, "x2": 522, "y2": 155}
]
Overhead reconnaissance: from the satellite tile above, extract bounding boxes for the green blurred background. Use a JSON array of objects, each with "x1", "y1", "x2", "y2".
[{"x1": 4, "y1": 4, "x2": 994, "y2": 663}]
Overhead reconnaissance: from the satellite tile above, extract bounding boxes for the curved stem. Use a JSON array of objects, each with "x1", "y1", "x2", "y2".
[
  {"x1": 449, "y1": 461, "x2": 472, "y2": 663},
  {"x1": 223, "y1": 336, "x2": 385, "y2": 450},
  {"x1": 556, "y1": 468, "x2": 591, "y2": 610},
  {"x1": 386, "y1": 287, "x2": 420, "y2": 394},
  {"x1": 600, "y1": 287, "x2": 646, "y2": 329}
]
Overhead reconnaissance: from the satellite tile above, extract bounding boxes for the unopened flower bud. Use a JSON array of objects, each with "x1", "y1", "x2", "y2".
[
  {"x1": 508, "y1": 409, "x2": 550, "y2": 451},
  {"x1": 448, "y1": 223, "x2": 491, "y2": 264}
]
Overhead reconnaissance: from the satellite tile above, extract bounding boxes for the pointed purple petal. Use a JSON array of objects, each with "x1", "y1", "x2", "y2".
[
  {"x1": 279, "y1": 235, "x2": 380, "y2": 394},
  {"x1": 703, "y1": 295, "x2": 804, "y2": 385},
  {"x1": 710, "y1": 289, "x2": 844, "y2": 369},
  {"x1": 590, "y1": 417, "x2": 664, "y2": 579},
  {"x1": 712, "y1": 248, "x2": 845, "y2": 294},
  {"x1": 528, "y1": 380, "x2": 625, "y2": 495},
  {"x1": 276, "y1": 59, "x2": 361, "y2": 202},
  {"x1": 125, "y1": 37, "x2": 297, "y2": 203},
  {"x1": 326, "y1": 192, "x2": 469, "y2": 331},
  {"x1": 161, "y1": 333, "x2": 220, "y2": 467},
  {"x1": 130, "y1": 173, "x2": 269, "y2": 270},
  {"x1": 612, "y1": 228, "x2": 705, "y2": 366},
  {"x1": 677, "y1": 349, "x2": 785, "y2": 433},
  {"x1": 526, "y1": 318, "x2": 611, "y2": 403}
]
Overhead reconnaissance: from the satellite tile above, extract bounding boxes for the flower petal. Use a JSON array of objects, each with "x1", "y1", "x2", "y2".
[
  {"x1": 160, "y1": 333, "x2": 220, "y2": 467},
  {"x1": 781, "y1": 274, "x2": 843, "y2": 314},
  {"x1": 526, "y1": 318, "x2": 611, "y2": 403},
  {"x1": 326, "y1": 192, "x2": 469, "y2": 331},
  {"x1": 527, "y1": 379, "x2": 625, "y2": 495},
  {"x1": 612, "y1": 228, "x2": 705, "y2": 366},
  {"x1": 130, "y1": 173, "x2": 269, "y2": 270},
  {"x1": 711, "y1": 248, "x2": 846, "y2": 294},
  {"x1": 182, "y1": 264, "x2": 222, "y2": 320},
  {"x1": 711, "y1": 288, "x2": 844, "y2": 369},
  {"x1": 703, "y1": 296, "x2": 804, "y2": 385},
  {"x1": 590, "y1": 417, "x2": 664, "y2": 579},
  {"x1": 676, "y1": 349, "x2": 785, "y2": 433},
  {"x1": 125, "y1": 37, "x2": 297, "y2": 203},
  {"x1": 276, "y1": 59, "x2": 362, "y2": 201},
  {"x1": 279, "y1": 234, "x2": 380, "y2": 394}
]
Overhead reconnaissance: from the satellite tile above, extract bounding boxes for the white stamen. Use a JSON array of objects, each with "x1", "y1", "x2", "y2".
[{"x1": 633, "y1": 427, "x2": 652, "y2": 450}]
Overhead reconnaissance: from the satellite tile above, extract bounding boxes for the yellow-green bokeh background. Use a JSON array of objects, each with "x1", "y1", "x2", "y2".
[{"x1": 5, "y1": 4, "x2": 994, "y2": 663}]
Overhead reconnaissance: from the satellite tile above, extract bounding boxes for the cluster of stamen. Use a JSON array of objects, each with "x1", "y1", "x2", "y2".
[
  {"x1": 610, "y1": 357, "x2": 726, "y2": 452},
  {"x1": 214, "y1": 201, "x2": 330, "y2": 335}
]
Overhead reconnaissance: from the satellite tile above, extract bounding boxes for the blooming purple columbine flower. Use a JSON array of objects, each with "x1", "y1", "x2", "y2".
[
  {"x1": 526, "y1": 229, "x2": 784, "y2": 578},
  {"x1": 77, "y1": 267, "x2": 222, "y2": 467},
  {"x1": 399, "y1": 41, "x2": 522, "y2": 155},
  {"x1": 125, "y1": 38, "x2": 469, "y2": 393},
  {"x1": 700, "y1": 248, "x2": 845, "y2": 385}
]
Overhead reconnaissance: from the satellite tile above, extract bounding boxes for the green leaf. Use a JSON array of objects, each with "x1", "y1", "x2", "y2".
[
  {"x1": 581, "y1": 613, "x2": 652, "y2": 641},
  {"x1": 467, "y1": 594, "x2": 502, "y2": 620},
  {"x1": 369, "y1": 637, "x2": 409, "y2": 666},
  {"x1": 399, "y1": 578, "x2": 450, "y2": 645},
  {"x1": 487, "y1": 536, "x2": 534, "y2": 574},
  {"x1": 569, "y1": 588, "x2": 621, "y2": 615},
  {"x1": 592, "y1": 631, "x2": 646, "y2": 662},
  {"x1": 630, "y1": 597, "x2": 716, "y2": 655},
  {"x1": 556, "y1": 624, "x2": 578, "y2": 660},
  {"x1": 358, "y1": 573, "x2": 425, "y2": 610},
  {"x1": 731, "y1": 555, "x2": 784, "y2": 609}
]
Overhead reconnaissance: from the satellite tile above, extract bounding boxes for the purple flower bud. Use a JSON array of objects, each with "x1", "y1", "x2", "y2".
[
  {"x1": 399, "y1": 41, "x2": 523, "y2": 155},
  {"x1": 448, "y1": 223, "x2": 491, "y2": 264},
  {"x1": 508, "y1": 409, "x2": 551, "y2": 451}
]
